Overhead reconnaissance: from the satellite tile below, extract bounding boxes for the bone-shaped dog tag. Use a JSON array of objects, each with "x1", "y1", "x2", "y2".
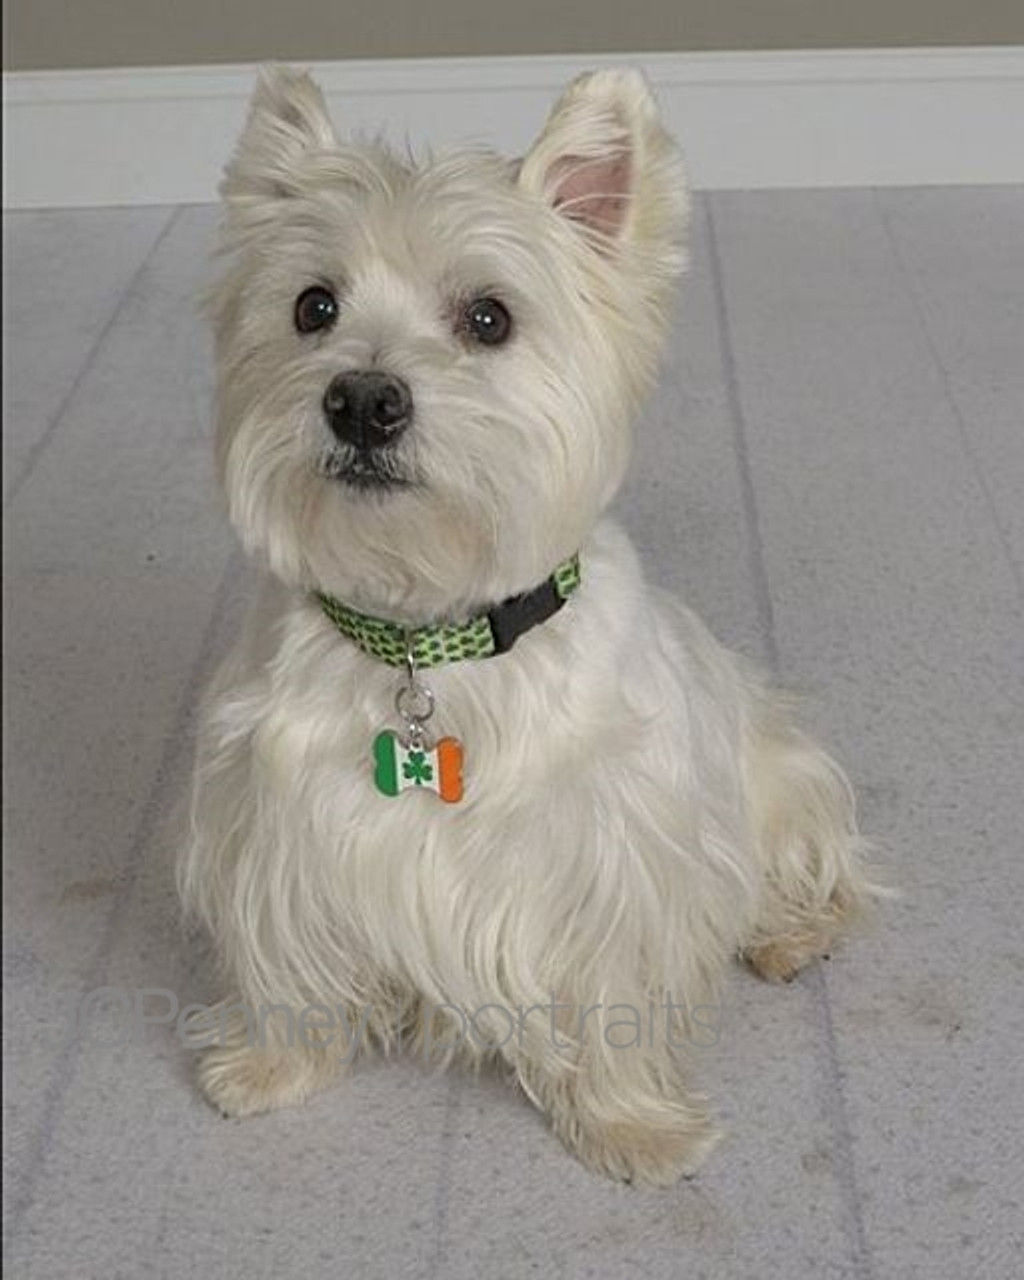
[{"x1": 373, "y1": 730, "x2": 464, "y2": 803}]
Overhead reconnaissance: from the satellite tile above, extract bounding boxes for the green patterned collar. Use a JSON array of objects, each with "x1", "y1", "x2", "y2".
[{"x1": 316, "y1": 554, "x2": 581, "y2": 668}]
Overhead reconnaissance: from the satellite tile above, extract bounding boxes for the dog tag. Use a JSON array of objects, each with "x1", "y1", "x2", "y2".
[
  {"x1": 373, "y1": 730, "x2": 464, "y2": 803},
  {"x1": 375, "y1": 631, "x2": 463, "y2": 802}
]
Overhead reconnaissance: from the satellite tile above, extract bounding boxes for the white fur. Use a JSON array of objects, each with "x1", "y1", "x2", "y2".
[{"x1": 180, "y1": 66, "x2": 879, "y2": 1185}]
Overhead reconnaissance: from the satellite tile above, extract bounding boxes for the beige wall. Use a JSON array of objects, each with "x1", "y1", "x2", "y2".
[{"x1": 6, "y1": 0, "x2": 1024, "y2": 71}]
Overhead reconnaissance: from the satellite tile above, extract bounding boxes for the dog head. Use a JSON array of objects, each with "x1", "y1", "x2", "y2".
[{"x1": 210, "y1": 66, "x2": 688, "y2": 618}]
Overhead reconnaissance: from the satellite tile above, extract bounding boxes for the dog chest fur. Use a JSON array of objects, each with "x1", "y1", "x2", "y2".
[{"x1": 185, "y1": 520, "x2": 761, "y2": 1025}]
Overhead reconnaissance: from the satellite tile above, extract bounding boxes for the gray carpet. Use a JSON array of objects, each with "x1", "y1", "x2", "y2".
[{"x1": 4, "y1": 189, "x2": 1023, "y2": 1279}]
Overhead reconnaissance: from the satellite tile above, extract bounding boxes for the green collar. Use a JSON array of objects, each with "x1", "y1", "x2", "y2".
[{"x1": 316, "y1": 553, "x2": 581, "y2": 668}]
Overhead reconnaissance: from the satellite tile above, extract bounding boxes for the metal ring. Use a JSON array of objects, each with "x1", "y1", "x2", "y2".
[{"x1": 395, "y1": 681, "x2": 435, "y2": 725}]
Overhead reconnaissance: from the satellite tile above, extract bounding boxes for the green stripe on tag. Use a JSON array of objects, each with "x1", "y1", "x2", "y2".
[{"x1": 373, "y1": 731, "x2": 400, "y2": 796}]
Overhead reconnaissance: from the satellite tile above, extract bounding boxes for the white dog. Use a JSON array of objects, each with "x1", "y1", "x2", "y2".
[{"x1": 179, "y1": 66, "x2": 877, "y2": 1185}]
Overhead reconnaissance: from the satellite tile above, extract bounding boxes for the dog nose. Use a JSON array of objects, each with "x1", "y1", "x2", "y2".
[{"x1": 322, "y1": 370, "x2": 412, "y2": 449}]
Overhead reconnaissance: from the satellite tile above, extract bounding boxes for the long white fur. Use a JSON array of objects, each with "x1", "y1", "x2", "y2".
[{"x1": 180, "y1": 66, "x2": 879, "y2": 1185}]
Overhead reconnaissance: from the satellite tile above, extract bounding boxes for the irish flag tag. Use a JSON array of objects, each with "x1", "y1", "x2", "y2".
[{"x1": 373, "y1": 730, "x2": 464, "y2": 804}]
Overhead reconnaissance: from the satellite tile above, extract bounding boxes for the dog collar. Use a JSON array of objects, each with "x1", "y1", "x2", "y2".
[{"x1": 316, "y1": 553, "x2": 581, "y2": 668}]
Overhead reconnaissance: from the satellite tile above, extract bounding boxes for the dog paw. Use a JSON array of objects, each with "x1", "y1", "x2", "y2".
[
  {"x1": 197, "y1": 1043, "x2": 326, "y2": 1118},
  {"x1": 744, "y1": 938, "x2": 827, "y2": 984},
  {"x1": 560, "y1": 1110, "x2": 721, "y2": 1187}
]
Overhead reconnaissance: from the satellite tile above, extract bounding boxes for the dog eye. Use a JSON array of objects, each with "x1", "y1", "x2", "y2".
[
  {"x1": 295, "y1": 286, "x2": 338, "y2": 334},
  {"x1": 464, "y1": 296, "x2": 512, "y2": 346}
]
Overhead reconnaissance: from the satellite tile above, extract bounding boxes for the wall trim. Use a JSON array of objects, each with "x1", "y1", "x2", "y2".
[{"x1": 4, "y1": 47, "x2": 1024, "y2": 208}]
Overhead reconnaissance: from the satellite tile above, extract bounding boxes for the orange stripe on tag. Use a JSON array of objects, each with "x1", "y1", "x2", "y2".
[{"x1": 435, "y1": 737, "x2": 464, "y2": 803}]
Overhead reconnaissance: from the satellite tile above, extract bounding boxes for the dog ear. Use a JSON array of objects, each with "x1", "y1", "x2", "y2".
[
  {"x1": 518, "y1": 69, "x2": 687, "y2": 263},
  {"x1": 222, "y1": 66, "x2": 336, "y2": 203}
]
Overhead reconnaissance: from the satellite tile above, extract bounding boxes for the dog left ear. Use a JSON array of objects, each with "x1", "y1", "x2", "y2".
[
  {"x1": 222, "y1": 65, "x2": 337, "y2": 204},
  {"x1": 519, "y1": 69, "x2": 687, "y2": 262}
]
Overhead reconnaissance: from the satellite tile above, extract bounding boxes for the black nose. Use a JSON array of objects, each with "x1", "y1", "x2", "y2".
[{"x1": 322, "y1": 370, "x2": 412, "y2": 450}]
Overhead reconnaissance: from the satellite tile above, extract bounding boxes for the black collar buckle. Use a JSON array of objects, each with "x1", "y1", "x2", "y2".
[{"x1": 487, "y1": 577, "x2": 565, "y2": 655}]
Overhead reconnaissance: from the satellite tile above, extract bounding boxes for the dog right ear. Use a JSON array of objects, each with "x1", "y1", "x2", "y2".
[
  {"x1": 518, "y1": 69, "x2": 687, "y2": 275},
  {"x1": 221, "y1": 66, "x2": 336, "y2": 203}
]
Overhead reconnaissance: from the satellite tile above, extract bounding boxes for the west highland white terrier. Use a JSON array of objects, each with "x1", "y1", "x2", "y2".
[{"x1": 180, "y1": 65, "x2": 878, "y2": 1185}]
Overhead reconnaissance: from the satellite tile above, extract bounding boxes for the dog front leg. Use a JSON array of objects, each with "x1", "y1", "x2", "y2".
[
  {"x1": 186, "y1": 994, "x2": 363, "y2": 1118},
  {"x1": 516, "y1": 1006, "x2": 721, "y2": 1186}
]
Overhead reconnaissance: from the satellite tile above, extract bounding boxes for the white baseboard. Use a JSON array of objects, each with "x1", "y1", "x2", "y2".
[{"x1": 4, "y1": 48, "x2": 1024, "y2": 208}]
